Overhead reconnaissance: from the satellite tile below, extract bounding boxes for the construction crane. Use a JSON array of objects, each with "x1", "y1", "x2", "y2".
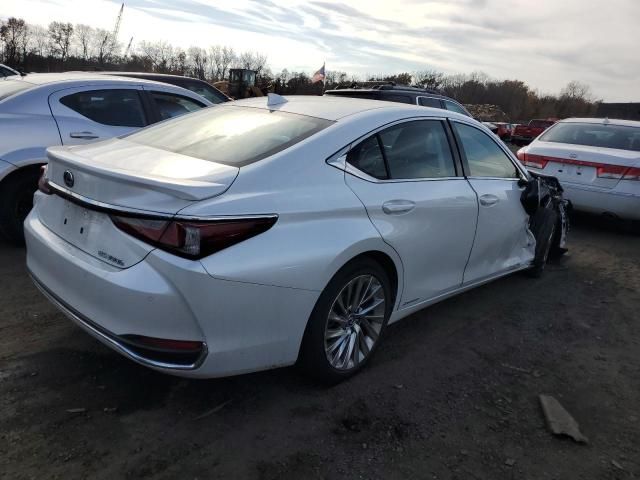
[
  {"x1": 102, "y1": 3, "x2": 124, "y2": 59},
  {"x1": 123, "y1": 36, "x2": 133, "y2": 59}
]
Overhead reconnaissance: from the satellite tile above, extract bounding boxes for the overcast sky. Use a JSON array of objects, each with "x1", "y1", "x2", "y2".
[{"x1": 3, "y1": 0, "x2": 638, "y2": 101}]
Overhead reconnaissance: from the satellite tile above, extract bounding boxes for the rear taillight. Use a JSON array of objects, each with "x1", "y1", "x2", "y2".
[
  {"x1": 621, "y1": 167, "x2": 640, "y2": 181},
  {"x1": 521, "y1": 153, "x2": 549, "y2": 169},
  {"x1": 596, "y1": 164, "x2": 628, "y2": 179},
  {"x1": 110, "y1": 215, "x2": 277, "y2": 259},
  {"x1": 37, "y1": 165, "x2": 51, "y2": 194},
  {"x1": 516, "y1": 149, "x2": 526, "y2": 162}
]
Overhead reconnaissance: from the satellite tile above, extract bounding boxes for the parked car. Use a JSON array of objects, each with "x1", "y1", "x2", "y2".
[
  {"x1": 0, "y1": 73, "x2": 212, "y2": 243},
  {"x1": 96, "y1": 71, "x2": 231, "y2": 104},
  {"x1": 325, "y1": 84, "x2": 473, "y2": 117},
  {"x1": 26, "y1": 94, "x2": 568, "y2": 382},
  {"x1": 494, "y1": 122, "x2": 514, "y2": 141},
  {"x1": 512, "y1": 119, "x2": 556, "y2": 145},
  {"x1": 482, "y1": 122, "x2": 499, "y2": 134},
  {"x1": 517, "y1": 118, "x2": 640, "y2": 220},
  {"x1": 0, "y1": 63, "x2": 21, "y2": 78}
]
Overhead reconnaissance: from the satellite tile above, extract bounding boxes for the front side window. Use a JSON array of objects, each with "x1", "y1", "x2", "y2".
[
  {"x1": 443, "y1": 100, "x2": 470, "y2": 117},
  {"x1": 347, "y1": 120, "x2": 456, "y2": 180},
  {"x1": 454, "y1": 123, "x2": 519, "y2": 178},
  {"x1": 539, "y1": 122, "x2": 640, "y2": 152},
  {"x1": 60, "y1": 89, "x2": 146, "y2": 127},
  {"x1": 151, "y1": 91, "x2": 204, "y2": 120},
  {"x1": 127, "y1": 105, "x2": 333, "y2": 166}
]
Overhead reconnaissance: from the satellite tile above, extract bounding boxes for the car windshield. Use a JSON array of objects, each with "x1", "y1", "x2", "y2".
[
  {"x1": 126, "y1": 105, "x2": 333, "y2": 166},
  {"x1": 539, "y1": 122, "x2": 640, "y2": 152},
  {"x1": 0, "y1": 80, "x2": 32, "y2": 101}
]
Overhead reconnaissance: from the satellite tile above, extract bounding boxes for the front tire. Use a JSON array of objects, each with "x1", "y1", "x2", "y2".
[
  {"x1": 300, "y1": 258, "x2": 393, "y2": 383},
  {"x1": 528, "y1": 208, "x2": 558, "y2": 278}
]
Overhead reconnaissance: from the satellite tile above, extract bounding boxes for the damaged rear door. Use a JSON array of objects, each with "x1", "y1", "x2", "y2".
[{"x1": 451, "y1": 121, "x2": 535, "y2": 284}]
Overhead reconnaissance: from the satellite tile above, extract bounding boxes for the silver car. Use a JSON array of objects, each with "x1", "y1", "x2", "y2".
[{"x1": 0, "y1": 73, "x2": 213, "y2": 243}]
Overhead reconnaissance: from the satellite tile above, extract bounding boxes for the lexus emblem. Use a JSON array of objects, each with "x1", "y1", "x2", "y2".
[
  {"x1": 63, "y1": 170, "x2": 75, "y2": 188},
  {"x1": 569, "y1": 153, "x2": 577, "y2": 159}
]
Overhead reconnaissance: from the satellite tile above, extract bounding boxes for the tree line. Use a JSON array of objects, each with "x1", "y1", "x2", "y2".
[{"x1": 1, "y1": 16, "x2": 598, "y2": 121}]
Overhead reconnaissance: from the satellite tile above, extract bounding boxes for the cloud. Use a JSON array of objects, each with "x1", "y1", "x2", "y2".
[{"x1": 2, "y1": 0, "x2": 638, "y2": 100}]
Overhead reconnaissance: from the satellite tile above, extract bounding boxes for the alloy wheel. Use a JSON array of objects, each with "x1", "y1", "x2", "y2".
[{"x1": 324, "y1": 274, "x2": 386, "y2": 370}]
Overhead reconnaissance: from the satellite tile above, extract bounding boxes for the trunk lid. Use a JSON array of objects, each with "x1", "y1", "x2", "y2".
[
  {"x1": 46, "y1": 138, "x2": 239, "y2": 211},
  {"x1": 40, "y1": 138, "x2": 239, "y2": 268},
  {"x1": 528, "y1": 141, "x2": 640, "y2": 189}
]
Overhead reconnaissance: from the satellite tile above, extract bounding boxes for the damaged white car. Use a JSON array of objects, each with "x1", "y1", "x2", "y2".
[{"x1": 26, "y1": 95, "x2": 568, "y2": 382}]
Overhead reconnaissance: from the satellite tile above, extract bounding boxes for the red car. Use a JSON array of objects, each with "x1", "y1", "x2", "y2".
[
  {"x1": 512, "y1": 119, "x2": 556, "y2": 145},
  {"x1": 494, "y1": 122, "x2": 514, "y2": 140}
]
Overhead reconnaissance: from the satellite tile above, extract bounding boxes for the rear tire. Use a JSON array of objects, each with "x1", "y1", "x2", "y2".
[
  {"x1": 528, "y1": 208, "x2": 558, "y2": 278},
  {"x1": 299, "y1": 258, "x2": 393, "y2": 384},
  {"x1": 0, "y1": 169, "x2": 39, "y2": 245}
]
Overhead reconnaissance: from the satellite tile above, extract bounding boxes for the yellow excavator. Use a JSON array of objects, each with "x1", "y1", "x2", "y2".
[{"x1": 214, "y1": 69, "x2": 265, "y2": 99}]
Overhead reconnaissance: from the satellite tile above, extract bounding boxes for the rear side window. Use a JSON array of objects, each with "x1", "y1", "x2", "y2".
[
  {"x1": 183, "y1": 84, "x2": 227, "y2": 104},
  {"x1": 443, "y1": 100, "x2": 470, "y2": 117},
  {"x1": 150, "y1": 91, "x2": 204, "y2": 120},
  {"x1": 347, "y1": 120, "x2": 456, "y2": 180},
  {"x1": 539, "y1": 123, "x2": 640, "y2": 152},
  {"x1": 347, "y1": 136, "x2": 387, "y2": 179},
  {"x1": 454, "y1": 123, "x2": 519, "y2": 178},
  {"x1": 60, "y1": 89, "x2": 146, "y2": 127},
  {"x1": 384, "y1": 94, "x2": 412, "y2": 104},
  {"x1": 127, "y1": 105, "x2": 333, "y2": 166},
  {"x1": 418, "y1": 97, "x2": 442, "y2": 108}
]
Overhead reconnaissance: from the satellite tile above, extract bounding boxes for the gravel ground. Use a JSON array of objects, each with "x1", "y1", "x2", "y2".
[{"x1": 1, "y1": 214, "x2": 639, "y2": 480}]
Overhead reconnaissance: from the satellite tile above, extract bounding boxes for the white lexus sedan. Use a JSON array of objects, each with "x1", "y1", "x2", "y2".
[
  {"x1": 26, "y1": 95, "x2": 567, "y2": 382},
  {"x1": 517, "y1": 118, "x2": 640, "y2": 220}
]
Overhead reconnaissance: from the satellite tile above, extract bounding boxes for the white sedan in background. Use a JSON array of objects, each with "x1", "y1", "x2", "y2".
[
  {"x1": 517, "y1": 118, "x2": 640, "y2": 220},
  {"x1": 26, "y1": 95, "x2": 567, "y2": 383}
]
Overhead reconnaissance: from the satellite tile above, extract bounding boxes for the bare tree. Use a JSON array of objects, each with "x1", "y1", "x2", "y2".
[
  {"x1": 237, "y1": 51, "x2": 268, "y2": 76},
  {"x1": 94, "y1": 28, "x2": 111, "y2": 65},
  {"x1": 209, "y1": 45, "x2": 235, "y2": 81},
  {"x1": 74, "y1": 24, "x2": 93, "y2": 60},
  {"x1": 561, "y1": 80, "x2": 592, "y2": 101},
  {"x1": 187, "y1": 46, "x2": 207, "y2": 79},
  {"x1": 137, "y1": 40, "x2": 174, "y2": 72},
  {"x1": 48, "y1": 21, "x2": 74, "y2": 61},
  {"x1": 1, "y1": 17, "x2": 29, "y2": 65},
  {"x1": 28, "y1": 24, "x2": 50, "y2": 58},
  {"x1": 413, "y1": 69, "x2": 444, "y2": 90}
]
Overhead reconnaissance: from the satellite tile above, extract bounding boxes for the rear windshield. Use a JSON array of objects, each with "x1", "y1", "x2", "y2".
[
  {"x1": 0, "y1": 80, "x2": 32, "y2": 101},
  {"x1": 539, "y1": 122, "x2": 640, "y2": 152},
  {"x1": 126, "y1": 105, "x2": 333, "y2": 166}
]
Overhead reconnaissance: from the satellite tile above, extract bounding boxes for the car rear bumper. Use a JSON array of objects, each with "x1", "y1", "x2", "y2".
[
  {"x1": 554, "y1": 181, "x2": 640, "y2": 220},
  {"x1": 25, "y1": 207, "x2": 320, "y2": 378}
]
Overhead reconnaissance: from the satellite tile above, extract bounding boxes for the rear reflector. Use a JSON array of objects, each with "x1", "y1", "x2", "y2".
[{"x1": 111, "y1": 215, "x2": 277, "y2": 259}]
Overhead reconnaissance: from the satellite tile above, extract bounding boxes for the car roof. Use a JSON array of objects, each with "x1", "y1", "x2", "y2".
[
  {"x1": 233, "y1": 95, "x2": 449, "y2": 121},
  {"x1": 10, "y1": 72, "x2": 174, "y2": 87},
  {"x1": 558, "y1": 117, "x2": 640, "y2": 128},
  {"x1": 98, "y1": 71, "x2": 206, "y2": 82}
]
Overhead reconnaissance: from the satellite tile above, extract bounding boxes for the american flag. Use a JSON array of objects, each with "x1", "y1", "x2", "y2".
[{"x1": 311, "y1": 63, "x2": 325, "y2": 83}]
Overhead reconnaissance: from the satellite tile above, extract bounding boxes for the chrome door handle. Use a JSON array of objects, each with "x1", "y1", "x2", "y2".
[
  {"x1": 479, "y1": 194, "x2": 499, "y2": 207},
  {"x1": 382, "y1": 200, "x2": 416, "y2": 215},
  {"x1": 70, "y1": 131, "x2": 99, "y2": 139}
]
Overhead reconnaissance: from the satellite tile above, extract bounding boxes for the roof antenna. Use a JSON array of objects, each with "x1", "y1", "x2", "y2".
[{"x1": 267, "y1": 93, "x2": 288, "y2": 107}]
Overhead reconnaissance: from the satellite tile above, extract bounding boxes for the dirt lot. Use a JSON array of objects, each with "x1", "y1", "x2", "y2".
[{"x1": 1, "y1": 215, "x2": 638, "y2": 480}]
